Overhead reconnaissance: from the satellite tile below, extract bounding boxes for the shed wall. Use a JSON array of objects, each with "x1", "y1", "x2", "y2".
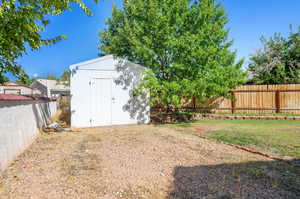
[{"x1": 70, "y1": 57, "x2": 150, "y2": 127}]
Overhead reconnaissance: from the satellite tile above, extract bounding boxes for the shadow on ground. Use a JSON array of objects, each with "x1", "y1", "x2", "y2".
[{"x1": 169, "y1": 159, "x2": 300, "y2": 199}]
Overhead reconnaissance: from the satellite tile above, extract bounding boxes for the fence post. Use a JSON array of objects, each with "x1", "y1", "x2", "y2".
[
  {"x1": 192, "y1": 96, "x2": 196, "y2": 112},
  {"x1": 231, "y1": 91, "x2": 236, "y2": 114},
  {"x1": 275, "y1": 91, "x2": 280, "y2": 113}
]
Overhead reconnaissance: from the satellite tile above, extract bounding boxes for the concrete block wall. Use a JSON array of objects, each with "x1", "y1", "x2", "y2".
[{"x1": 0, "y1": 101, "x2": 57, "y2": 171}]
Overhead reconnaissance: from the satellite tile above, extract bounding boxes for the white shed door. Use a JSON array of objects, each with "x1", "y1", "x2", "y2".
[
  {"x1": 91, "y1": 78, "x2": 112, "y2": 126},
  {"x1": 111, "y1": 83, "x2": 132, "y2": 125}
]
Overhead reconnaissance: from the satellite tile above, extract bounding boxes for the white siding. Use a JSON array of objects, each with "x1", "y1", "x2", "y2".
[{"x1": 70, "y1": 69, "x2": 92, "y2": 127}]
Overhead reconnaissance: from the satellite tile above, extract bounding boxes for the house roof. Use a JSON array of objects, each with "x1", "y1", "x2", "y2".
[
  {"x1": 34, "y1": 79, "x2": 70, "y2": 91},
  {"x1": 2, "y1": 82, "x2": 23, "y2": 86},
  {"x1": 0, "y1": 82, "x2": 32, "y2": 89}
]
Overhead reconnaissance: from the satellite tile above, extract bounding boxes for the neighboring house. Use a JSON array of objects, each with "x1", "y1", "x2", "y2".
[
  {"x1": 31, "y1": 79, "x2": 70, "y2": 98},
  {"x1": 0, "y1": 82, "x2": 40, "y2": 96},
  {"x1": 70, "y1": 55, "x2": 150, "y2": 127}
]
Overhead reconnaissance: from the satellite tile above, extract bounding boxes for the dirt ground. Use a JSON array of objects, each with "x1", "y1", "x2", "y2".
[{"x1": 0, "y1": 124, "x2": 299, "y2": 199}]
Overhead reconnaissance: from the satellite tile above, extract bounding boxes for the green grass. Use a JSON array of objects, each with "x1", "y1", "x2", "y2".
[
  {"x1": 171, "y1": 119, "x2": 300, "y2": 195},
  {"x1": 183, "y1": 120, "x2": 300, "y2": 158}
]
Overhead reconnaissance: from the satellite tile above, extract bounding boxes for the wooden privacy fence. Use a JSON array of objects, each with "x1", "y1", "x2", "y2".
[{"x1": 184, "y1": 84, "x2": 300, "y2": 114}]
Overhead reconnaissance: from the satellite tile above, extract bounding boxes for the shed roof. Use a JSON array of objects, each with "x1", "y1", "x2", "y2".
[
  {"x1": 69, "y1": 55, "x2": 145, "y2": 71},
  {"x1": 69, "y1": 55, "x2": 114, "y2": 70}
]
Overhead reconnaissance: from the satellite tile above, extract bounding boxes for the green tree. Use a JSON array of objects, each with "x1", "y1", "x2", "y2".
[
  {"x1": 0, "y1": 0, "x2": 99, "y2": 84},
  {"x1": 248, "y1": 28, "x2": 300, "y2": 84},
  {"x1": 59, "y1": 70, "x2": 70, "y2": 86},
  {"x1": 46, "y1": 74, "x2": 58, "y2": 80},
  {"x1": 60, "y1": 70, "x2": 70, "y2": 82},
  {"x1": 16, "y1": 69, "x2": 31, "y2": 86},
  {"x1": 0, "y1": 74, "x2": 9, "y2": 83},
  {"x1": 100, "y1": 0, "x2": 245, "y2": 111}
]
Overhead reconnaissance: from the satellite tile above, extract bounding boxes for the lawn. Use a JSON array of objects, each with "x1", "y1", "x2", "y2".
[
  {"x1": 183, "y1": 120, "x2": 300, "y2": 158},
  {"x1": 210, "y1": 113, "x2": 300, "y2": 117},
  {"x1": 0, "y1": 124, "x2": 299, "y2": 198}
]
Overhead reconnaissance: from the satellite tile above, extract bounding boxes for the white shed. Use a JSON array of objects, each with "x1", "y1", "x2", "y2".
[{"x1": 69, "y1": 55, "x2": 150, "y2": 127}]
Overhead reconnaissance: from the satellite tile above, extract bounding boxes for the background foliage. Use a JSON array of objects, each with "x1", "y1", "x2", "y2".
[
  {"x1": 0, "y1": 0, "x2": 98, "y2": 84},
  {"x1": 248, "y1": 27, "x2": 300, "y2": 84}
]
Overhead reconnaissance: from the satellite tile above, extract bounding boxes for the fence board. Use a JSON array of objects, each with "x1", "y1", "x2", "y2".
[
  {"x1": 211, "y1": 84, "x2": 300, "y2": 114},
  {"x1": 154, "y1": 84, "x2": 300, "y2": 114}
]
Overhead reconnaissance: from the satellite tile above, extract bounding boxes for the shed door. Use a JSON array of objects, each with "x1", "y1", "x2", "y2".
[
  {"x1": 91, "y1": 78, "x2": 112, "y2": 126},
  {"x1": 111, "y1": 83, "x2": 132, "y2": 125}
]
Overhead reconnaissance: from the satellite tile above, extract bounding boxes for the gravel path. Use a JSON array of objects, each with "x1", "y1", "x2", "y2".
[{"x1": 0, "y1": 125, "x2": 298, "y2": 199}]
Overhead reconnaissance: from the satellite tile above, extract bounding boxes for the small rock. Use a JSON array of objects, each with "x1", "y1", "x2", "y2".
[{"x1": 48, "y1": 122, "x2": 60, "y2": 129}]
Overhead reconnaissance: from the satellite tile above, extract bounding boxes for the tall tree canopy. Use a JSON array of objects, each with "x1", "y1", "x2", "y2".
[
  {"x1": 60, "y1": 70, "x2": 71, "y2": 82},
  {"x1": 248, "y1": 28, "x2": 300, "y2": 84},
  {"x1": 0, "y1": 0, "x2": 98, "y2": 84},
  {"x1": 100, "y1": 0, "x2": 245, "y2": 111},
  {"x1": 46, "y1": 74, "x2": 58, "y2": 80},
  {"x1": 16, "y1": 69, "x2": 31, "y2": 86}
]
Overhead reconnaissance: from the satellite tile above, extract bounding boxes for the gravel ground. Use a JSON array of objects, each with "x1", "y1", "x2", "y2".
[{"x1": 0, "y1": 124, "x2": 299, "y2": 199}]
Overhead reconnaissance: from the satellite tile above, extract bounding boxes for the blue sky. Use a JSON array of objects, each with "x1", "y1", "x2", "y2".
[{"x1": 17, "y1": 0, "x2": 300, "y2": 79}]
